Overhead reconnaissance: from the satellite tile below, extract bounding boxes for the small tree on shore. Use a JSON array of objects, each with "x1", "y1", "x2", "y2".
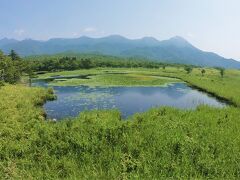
[
  {"x1": 220, "y1": 68, "x2": 225, "y2": 78},
  {"x1": 184, "y1": 66, "x2": 193, "y2": 74},
  {"x1": 201, "y1": 69, "x2": 206, "y2": 76}
]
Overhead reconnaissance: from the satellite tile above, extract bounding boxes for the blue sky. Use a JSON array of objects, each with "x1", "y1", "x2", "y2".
[{"x1": 1, "y1": 0, "x2": 240, "y2": 60}]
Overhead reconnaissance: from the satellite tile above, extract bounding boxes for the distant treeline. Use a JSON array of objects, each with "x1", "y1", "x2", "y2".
[
  {"x1": 1, "y1": 51, "x2": 201, "y2": 84},
  {"x1": 25, "y1": 53, "x2": 187, "y2": 72}
]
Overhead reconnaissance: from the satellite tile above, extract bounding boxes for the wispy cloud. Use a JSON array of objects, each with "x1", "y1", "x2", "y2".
[
  {"x1": 14, "y1": 29, "x2": 25, "y2": 36},
  {"x1": 71, "y1": 27, "x2": 105, "y2": 38},
  {"x1": 72, "y1": 32, "x2": 79, "y2": 37},
  {"x1": 83, "y1": 27, "x2": 97, "y2": 33},
  {"x1": 187, "y1": 33, "x2": 195, "y2": 38}
]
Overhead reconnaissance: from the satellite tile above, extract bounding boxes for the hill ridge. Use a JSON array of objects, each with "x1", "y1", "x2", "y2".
[{"x1": 0, "y1": 35, "x2": 239, "y2": 69}]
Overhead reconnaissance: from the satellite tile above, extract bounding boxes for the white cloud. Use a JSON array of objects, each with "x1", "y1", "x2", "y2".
[
  {"x1": 72, "y1": 32, "x2": 79, "y2": 37},
  {"x1": 187, "y1": 33, "x2": 195, "y2": 38},
  {"x1": 14, "y1": 29, "x2": 25, "y2": 36},
  {"x1": 71, "y1": 27, "x2": 105, "y2": 38},
  {"x1": 83, "y1": 27, "x2": 97, "y2": 33}
]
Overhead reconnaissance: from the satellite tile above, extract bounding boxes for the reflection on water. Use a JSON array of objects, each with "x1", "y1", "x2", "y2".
[{"x1": 32, "y1": 81, "x2": 226, "y2": 120}]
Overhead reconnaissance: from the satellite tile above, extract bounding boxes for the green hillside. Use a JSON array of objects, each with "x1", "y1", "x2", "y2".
[{"x1": 1, "y1": 35, "x2": 240, "y2": 68}]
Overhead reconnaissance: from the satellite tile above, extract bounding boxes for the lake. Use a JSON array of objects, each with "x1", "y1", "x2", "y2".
[{"x1": 32, "y1": 81, "x2": 226, "y2": 120}]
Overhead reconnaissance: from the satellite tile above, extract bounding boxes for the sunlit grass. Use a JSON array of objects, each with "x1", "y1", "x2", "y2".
[
  {"x1": 1, "y1": 85, "x2": 240, "y2": 179},
  {"x1": 41, "y1": 71, "x2": 180, "y2": 87},
  {"x1": 1, "y1": 67, "x2": 240, "y2": 178}
]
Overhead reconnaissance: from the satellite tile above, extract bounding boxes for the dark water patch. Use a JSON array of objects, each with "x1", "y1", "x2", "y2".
[
  {"x1": 48, "y1": 74, "x2": 92, "y2": 80},
  {"x1": 105, "y1": 72, "x2": 129, "y2": 75},
  {"x1": 32, "y1": 81, "x2": 227, "y2": 120},
  {"x1": 35, "y1": 71, "x2": 48, "y2": 75},
  {"x1": 33, "y1": 74, "x2": 95, "y2": 84}
]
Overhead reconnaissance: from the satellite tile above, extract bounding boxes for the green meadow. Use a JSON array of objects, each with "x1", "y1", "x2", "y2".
[
  {"x1": 37, "y1": 71, "x2": 180, "y2": 87},
  {"x1": 1, "y1": 65, "x2": 240, "y2": 179}
]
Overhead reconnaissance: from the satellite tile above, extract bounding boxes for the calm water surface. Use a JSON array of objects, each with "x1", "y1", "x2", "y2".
[{"x1": 33, "y1": 81, "x2": 226, "y2": 120}]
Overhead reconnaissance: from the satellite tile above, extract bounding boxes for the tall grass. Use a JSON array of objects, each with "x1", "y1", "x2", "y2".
[{"x1": 1, "y1": 83, "x2": 240, "y2": 179}]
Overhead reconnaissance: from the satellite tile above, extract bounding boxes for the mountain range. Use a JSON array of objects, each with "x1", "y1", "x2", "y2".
[{"x1": 0, "y1": 35, "x2": 240, "y2": 69}]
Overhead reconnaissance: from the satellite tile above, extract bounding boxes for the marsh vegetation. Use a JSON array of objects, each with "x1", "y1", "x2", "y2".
[{"x1": 1, "y1": 52, "x2": 240, "y2": 179}]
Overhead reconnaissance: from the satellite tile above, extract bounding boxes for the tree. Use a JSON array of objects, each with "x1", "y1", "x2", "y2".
[
  {"x1": 184, "y1": 66, "x2": 193, "y2": 74},
  {"x1": 80, "y1": 59, "x2": 93, "y2": 69},
  {"x1": 0, "y1": 69, "x2": 4, "y2": 82},
  {"x1": 220, "y1": 68, "x2": 225, "y2": 78},
  {"x1": 0, "y1": 51, "x2": 22, "y2": 84},
  {"x1": 9, "y1": 50, "x2": 20, "y2": 61},
  {"x1": 201, "y1": 69, "x2": 206, "y2": 76}
]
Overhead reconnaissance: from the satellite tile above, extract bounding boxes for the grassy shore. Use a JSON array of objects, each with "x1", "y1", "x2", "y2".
[{"x1": 1, "y1": 84, "x2": 240, "y2": 179}]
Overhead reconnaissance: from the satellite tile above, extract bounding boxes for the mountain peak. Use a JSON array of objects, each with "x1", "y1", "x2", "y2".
[
  {"x1": 0, "y1": 38, "x2": 18, "y2": 47},
  {"x1": 103, "y1": 35, "x2": 127, "y2": 41},
  {"x1": 0, "y1": 37, "x2": 18, "y2": 41},
  {"x1": 79, "y1": 35, "x2": 91, "y2": 39},
  {"x1": 139, "y1": 36, "x2": 160, "y2": 46},
  {"x1": 107, "y1": 34, "x2": 125, "y2": 38},
  {"x1": 169, "y1": 36, "x2": 189, "y2": 43},
  {"x1": 171, "y1": 35, "x2": 186, "y2": 40},
  {"x1": 164, "y1": 36, "x2": 193, "y2": 48},
  {"x1": 1, "y1": 37, "x2": 9, "y2": 41},
  {"x1": 141, "y1": 36, "x2": 159, "y2": 42}
]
